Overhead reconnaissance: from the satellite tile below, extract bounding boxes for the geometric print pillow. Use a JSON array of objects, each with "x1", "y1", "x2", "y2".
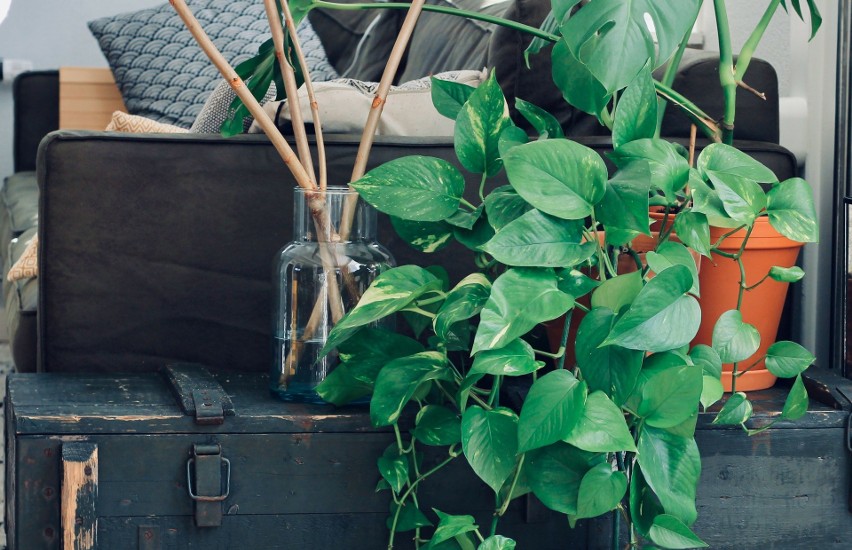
[{"x1": 88, "y1": 0, "x2": 271, "y2": 128}]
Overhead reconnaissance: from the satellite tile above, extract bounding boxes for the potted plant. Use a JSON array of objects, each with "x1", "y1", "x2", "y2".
[
  {"x1": 310, "y1": 1, "x2": 820, "y2": 548},
  {"x1": 174, "y1": 0, "x2": 822, "y2": 547}
]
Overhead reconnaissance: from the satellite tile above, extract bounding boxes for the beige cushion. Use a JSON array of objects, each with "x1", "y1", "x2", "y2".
[
  {"x1": 106, "y1": 111, "x2": 190, "y2": 133},
  {"x1": 248, "y1": 70, "x2": 486, "y2": 137},
  {"x1": 7, "y1": 233, "x2": 37, "y2": 282}
]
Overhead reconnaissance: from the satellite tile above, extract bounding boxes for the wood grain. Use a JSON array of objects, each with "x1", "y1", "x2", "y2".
[
  {"x1": 61, "y1": 442, "x2": 98, "y2": 550},
  {"x1": 59, "y1": 67, "x2": 125, "y2": 130}
]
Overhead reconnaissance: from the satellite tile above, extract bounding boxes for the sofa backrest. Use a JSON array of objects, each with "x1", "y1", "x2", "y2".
[
  {"x1": 36, "y1": 131, "x2": 797, "y2": 374},
  {"x1": 12, "y1": 70, "x2": 59, "y2": 173}
]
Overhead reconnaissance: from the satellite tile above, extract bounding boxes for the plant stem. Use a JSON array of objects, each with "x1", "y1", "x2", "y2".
[
  {"x1": 264, "y1": 0, "x2": 316, "y2": 184},
  {"x1": 656, "y1": 13, "x2": 697, "y2": 138},
  {"x1": 735, "y1": 0, "x2": 783, "y2": 80},
  {"x1": 556, "y1": 309, "x2": 573, "y2": 370},
  {"x1": 713, "y1": 0, "x2": 737, "y2": 144},
  {"x1": 653, "y1": 82, "x2": 721, "y2": 142},
  {"x1": 496, "y1": 454, "x2": 525, "y2": 517}
]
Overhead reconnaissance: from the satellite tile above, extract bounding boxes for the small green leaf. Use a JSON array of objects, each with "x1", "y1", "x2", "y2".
[
  {"x1": 645, "y1": 241, "x2": 700, "y2": 296},
  {"x1": 637, "y1": 365, "x2": 703, "y2": 429},
  {"x1": 482, "y1": 209, "x2": 594, "y2": 268},
  {"x1": 557, "y1": 268, "x2": 600, "y2": 299},
  {"x1": 711, "y1": 310, "x2": 760, "y2": 363},
  {"x1": 713, "y1": 392, "x2": 753, "y2": 426},
  {"x1": 575, "y1": 308, "x2": 643, "y2": 406},
  {"x1": 648, "y1": 514, "x2": 708, "y2": 549},
  {"x1": 700, "y1": 376, "x2": 724, "y2": 411},
  {"x1": 526, "y1": 442, "x2": 603, "y2": 515},
  {"x1": 781, "y1": 374, "x2": 809, "y2": 420},
  {"x1": 516, "y1": 98, "x2": 564, "y2": 139},
  {"x1": 591, "y1": 271, "x2": 644, "y2": 314},
  {"x1": 630, "y1": 465, "x2": 663, "y2": 537},
  {"x1": 389, "y1": 500, "x2": 433, "y2": 532},
  {"x1": 498, "y1": 125, "x2": 530, "y2": 158},
  {"x1": 470, "y1": 339, "x2": 542, "y2": 377},
  {"x1": 604, "y1": 265, "x2": 701, "y2": 352},
  {"x1": 462, "y1": 406, "x2": 520, "y2": 493},
  {"x1": 768, "y1": 265, "x2": 805, "y2": 283},
  {"x1": 697, "y1": 144, "x2": 775, "y2": 225},
  {"x1": 504, "y1": 139, "x2": 608, "y2": 220},
  {"x1": 613, "y1": 65, "x2": 657, "y2": 148},
  {"x1": 427, "y1": 510, "x2": 479, "y2": 549},
  {"x1": 766, "y1": 177, "x2": 819, "y2": 242},
  {"x1": 595, "y1": 162, "x2": 653, "y2": 236},
  {"x1": 371, "y1": 352, "x2": 452, "y2": 426},
  {"x1": 435, "y1": 274, "x2": 491, "y2": 344},
  {"x1": 446, "y1": 206, "x2": 483, "y2": 230},
  {"x1": 609, "y1": 139, "x2": 690, "y2": 203},
  {"x1": 431, "y1": 76, "x2": 476, "y2": 120},
  {"x1": 518, "y1": 370, "x2": 587, "y2": 452},
  {"x1": 455, "y1": 72, "x2": 511, "y2": 176},
  {"x1": 413, "y1": 405, "x2": 462, "y2": 446},
  {"x1": 352, "y1": 156, "x2": 465, "y2": 221},
  {"x1": 765, "y1": 341, "x2": 815, "y2": 378},
  {"x1": 689, "y1": 344, "x2": 723, "y2": 379},
  {"x1": 672, "y1": 209, "x2": 712, "y2": 257},
  {"x1": 636, "y1": 426, "x2": 700, "y2": 526},
  {"x1": 390, "y1": 217, "x2": 454, "y2": 253},
  {"x1": 472, "y1": 268, "x2": 573, "y2": 354},
  {"x1": 478, "y1": 535, "x2": 517, "y2": 550},
  {"x1": 454, "y1": 214, "x2": 496, "y2": 252},
  {"x1": 483, "y1": 185, "x2": 533, "y2": 231},
  {"x1": 576, "y1": 463, "x2": 628, "y2": 519},
  {"x1": 378, "y1": 445, "x2": 409, "y2": 493},
  {"x1": 315, "y1": 363, "x2": 372, "y2": 406},
  {"x1": 565, "y1": 391, "x2": 637, "y2": 452}
]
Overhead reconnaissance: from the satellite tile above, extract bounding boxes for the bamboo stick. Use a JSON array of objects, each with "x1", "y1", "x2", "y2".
[
  {"x1": 264, "y1": 0, "x2": 317, "y2": 184},
  {"x1": 280, "y1": 0, "x2": 329, "y2": 190}
]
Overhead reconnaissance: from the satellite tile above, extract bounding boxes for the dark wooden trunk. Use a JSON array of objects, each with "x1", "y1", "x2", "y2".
[{"x1": 3, "y1": 366, "x2": 588, "y2": 549}]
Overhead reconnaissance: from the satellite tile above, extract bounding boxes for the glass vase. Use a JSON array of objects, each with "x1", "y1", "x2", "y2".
[{"x1": 271, "y1": 186, "x2": 395, "y2": 403}]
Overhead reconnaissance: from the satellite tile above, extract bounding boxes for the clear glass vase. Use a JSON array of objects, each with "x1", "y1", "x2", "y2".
[{"x1": 271, "y1": 186, "x2": 395, "y2": 403}]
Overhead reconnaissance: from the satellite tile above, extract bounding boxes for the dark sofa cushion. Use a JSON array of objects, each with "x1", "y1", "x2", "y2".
[{"x1": 13, "y1": 71, "x2": 59, "y2": 173}]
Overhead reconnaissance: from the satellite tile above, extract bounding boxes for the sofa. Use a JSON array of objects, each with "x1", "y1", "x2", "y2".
[{"x1": 0, "y1": 0, "x2": 797, "y2": 373}]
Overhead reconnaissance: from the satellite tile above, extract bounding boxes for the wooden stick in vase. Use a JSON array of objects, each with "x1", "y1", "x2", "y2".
[
  {"x1": 340, "y1": 0, "x2": 428, "y2": 239},
  {"x1": 263, "y1": 0, "x2": 316, "y2": 185},
  {"x1": 280, "y1": 0, "x2": 329, "y2": 190}
]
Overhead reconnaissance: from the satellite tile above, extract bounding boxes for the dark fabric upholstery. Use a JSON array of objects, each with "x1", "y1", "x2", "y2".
[
  {"x1": 36, "y1": 131, "x2": 797, "y2": 374},
  {"x1": 13, "y1": 71, "x2": 59, "y2": 173}
]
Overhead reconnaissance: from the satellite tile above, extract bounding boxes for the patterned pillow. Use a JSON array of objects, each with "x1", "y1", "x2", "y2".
[
  {"x1": 88, "y1": 0, "x2": 271, "y2": 128},
  {"x1": 106, "y1": 111, "x2": 190, "y2": 133},
  {"x1": 191, "y1": 19, "x2": 339, "y2": 134}
]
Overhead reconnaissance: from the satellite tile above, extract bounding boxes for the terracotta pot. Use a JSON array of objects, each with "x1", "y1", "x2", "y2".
[{"x1": 692, "y1": 218, "x2": 804, "y2": 392}]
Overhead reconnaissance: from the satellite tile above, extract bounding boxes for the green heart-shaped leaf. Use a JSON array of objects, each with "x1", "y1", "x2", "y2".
[
  {"x1": 516, "y1": 98, "x2": 564, "y2": 139},
  {"x1": 565, "y1": 391, "x2": 637, "y2": 452},
  {"x1": 673, "y1": 209, "x2": 712, "y2": 257},
  {"x1": 766, "y1": 177, "x2": 819, "y2": 242},
  {"x1": 575, "y1": 308, "x2": 643, "y2": 406},
  {"x1": 712, "y1": 392, "x2": 753, "y2": 426},
  {"x1": 462, "y1": 406, "x2": 520, "y2": 493},
  {"x1": 604, "y1": 265, "x2": 701, "y2": 352},
  {"x1": 610, "y1": 139, "x2": 690, "y2": 203},
  {"x1": 390, "y1": 217, "x2": 454, "y2": 253},
  {"x1": 389, "y1": 500, "x2": 433, "y2": 532},
  {"x1": 371, "y1": 351, "x2": 452, "y2": 426},
  {"x1": 455, "y1": 72, "x2": 511, "y2": 176},
  {"x1": 431, "y1": 76, "x2": 476, "y2": 120},
  {"x1": 648, "y1": 514, "x2": 709, "y2": 548},
  {"x1": 557, "y1": 268, "x2": 601, "y2": 299},
  {"x1": 526, "y1": 442, "x2": 603, "y2": 515},
  {"x1": 700, "y1": 375, "x2": 724, "y2": 410},
  {"x1": 781, "y1": 374, "x2": 809, "y2": 420},
  {"x1": 352, "y1": 156, "x2": 465, "y2": 221},
  {"x1": 612, "y1": 65, "x2": 657, "y2": 148},
  {"x1": 322, "y1": 266, "x2": 441, "y2": 354},
  {"x1": 765, "y1": 341, "x2": 815, "y2": 378},
  {"x1": 413, "y1": 405, "x2": 462, "y2": 447},
  {"x1": 470, "y1": 338, "x2": 542, "y2": 377},
  {"x1": 590, "y1": 271, "x2": 643, "y2": 314},
  {"x1": 472, "y1": 268, "x2": 573, "y2": 354},
  {"x1": 477, "y1": 535, "x2": 517, "y2": 550},
  {"x1": 482, "y1": 209, "x2": 594, "y2": 267},
  {"x1": 518, "y1": 370, "x2": 588, "y2": 452},
  {"x1": 551, "y1": 39, "x2": 611, "y2": 117},
  {"x1": 576, "y1": 462, "x2": 628, "y2": 519},
  {"x1": 645, "y1": 241, "x2": 700, "y2": 296},
  {"x1": 636, "y1": 426, "x2": 700, "y2": 526},
  {"x1": 711, "y1": 310, "x2": 760, "y2": 363},
  {"x1": 689, "y1": 344, "x2": 723, "y2": 379},
  {"x1": 504, "y1": 139, "x2": 608, "y2": 220},
  {"x1": 595, "y1": 162, "x2": 653, "y2": 236},
  {"x1": 769, "y1": 265, "x2": 805, "y2": 283},
  {"x1": 434, "y1": 274, "x2": 491, "y2": 343},
  {"x1": 483, "y1": 185, "x2": 533, "y2": 231},
  {"x1": 637, "y1": 364, "x2": 703, "y2": 428},
  {"x1": 378, "y1": 444, "x2": 409, "y2": 493}
]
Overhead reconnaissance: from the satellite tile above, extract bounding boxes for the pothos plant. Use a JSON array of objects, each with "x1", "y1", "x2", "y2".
[{"x1": 306, "y1": 0, "x2": 822, "y2": 548}]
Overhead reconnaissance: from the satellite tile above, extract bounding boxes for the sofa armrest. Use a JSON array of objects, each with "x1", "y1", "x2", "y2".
[{"x1": 13, "y1": 70, "x2": 59, "y2": 173}]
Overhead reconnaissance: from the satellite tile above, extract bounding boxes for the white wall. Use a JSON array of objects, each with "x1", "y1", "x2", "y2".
[{"x1": 0, "y1": 0, "x2": 162, "y2": 176}]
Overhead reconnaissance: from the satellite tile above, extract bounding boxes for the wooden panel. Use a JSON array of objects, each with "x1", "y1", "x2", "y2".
[
  {"x1": 58, "y1": 67, "x2": 125, "y2": 131},
  {"x1": 61, "y1": 442, "x2": 98, "y2": 550}
]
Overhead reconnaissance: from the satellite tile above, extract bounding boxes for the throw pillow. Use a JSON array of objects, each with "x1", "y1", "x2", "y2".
[
  {"x1": 191, "y1": 19, "x2": 340, "y2": 134},
  {"x1": 106, "y1": 111, "x2": 190, "y2": 133},
  {"x1": 247, "y1": 70, "x2": 486, "y2": 137},
  {"x1": 7, "y1": 234, "x2": 37, "y2": 282},
  {"x1": 88, "y1": 0, "x2": 271, "y2": 128}
]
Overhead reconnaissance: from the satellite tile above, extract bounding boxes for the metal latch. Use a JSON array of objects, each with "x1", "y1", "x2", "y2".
[
  {"x1": 163, "y1": 364, "x2": 235, "y2": 425},
  {"x1": 187, "y1": 444, "x2": 231, "y2": 527}
]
